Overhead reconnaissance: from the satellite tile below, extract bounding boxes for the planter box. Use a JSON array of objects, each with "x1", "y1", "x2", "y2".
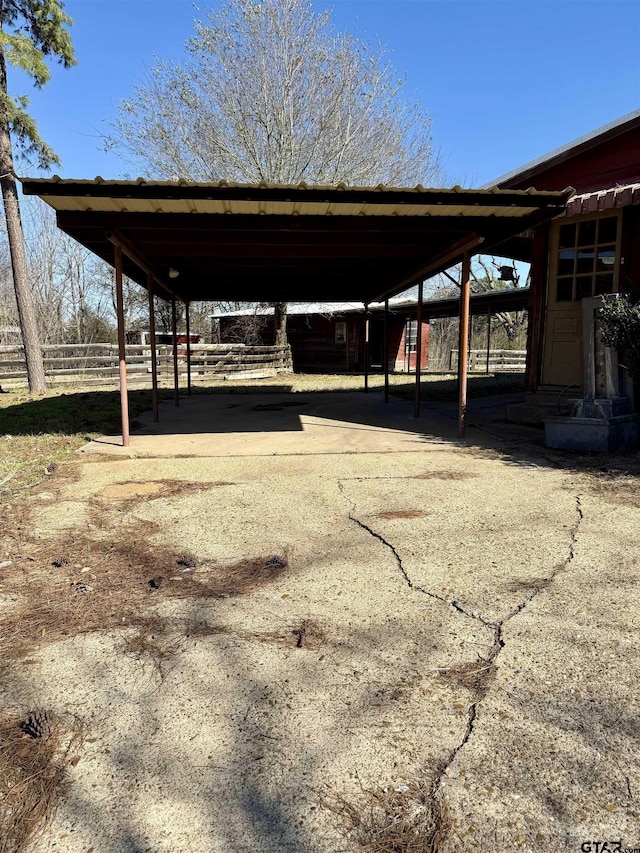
[{"x1": 544, "y1": 413, "x2": 640, "y2": 452}]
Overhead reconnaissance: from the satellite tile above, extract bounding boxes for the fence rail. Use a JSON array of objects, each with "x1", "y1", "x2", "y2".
[
  {"x1": 449, "y1": 348, "x2": 526, "y2": 373},
  {"x1": 0, "y1": 343, "x2": 293, "y2": 387}
]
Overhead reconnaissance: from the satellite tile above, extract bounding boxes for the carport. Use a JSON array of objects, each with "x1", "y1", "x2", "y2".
[{"x1": 21, "y1": 179, "x2": 571, "y2": 445}]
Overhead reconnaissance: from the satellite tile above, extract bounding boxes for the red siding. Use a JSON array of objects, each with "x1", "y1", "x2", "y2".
[{"x1": 503, "y1": 126, "x2": 640, "y2": 194}]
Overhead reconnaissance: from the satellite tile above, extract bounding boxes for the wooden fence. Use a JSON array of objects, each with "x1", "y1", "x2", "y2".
[
  {"x1": 0, "y1": 343, "x2": 293, "y2": 388},
  {"x1": 448, "y1": 348, "x2": 526, "y2": 373}
]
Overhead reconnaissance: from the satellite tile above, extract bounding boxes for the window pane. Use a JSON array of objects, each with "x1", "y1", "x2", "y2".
[
  {"x1": 578, "y1": 219, "x2": 597, "y2": 246},
  {"x1": 595, "y1": 275, "x2": 614, "y2": 296},
  {"x1": 596, "y1": 246, "x2": 616, "y2": 272},
  {"x1": 576, "y1": 276, "x2": 593, "y2": 300},
  {"x1": 406, "y1": 321, "x2": 417, "y2": 352},
  {"x1": 577, "y1": 249, "x2": 595, "y2": 275},
  {"x1": 557, "y1": 278, "x2": 573, "y2": 301},
  {"x1": 558, "y1": 249, "x2": 575, "y2": 276},
  {"x1": 558, "y1": 223, "x2": 576, "y2": 249},
  {"x1": 598, "y1": 217, "x2": 618, "y2": 244}
]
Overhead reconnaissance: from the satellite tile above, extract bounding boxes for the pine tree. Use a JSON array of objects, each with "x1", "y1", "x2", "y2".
[{"x1": 0, "y1": 0, "x2": 75, "y2": 393}]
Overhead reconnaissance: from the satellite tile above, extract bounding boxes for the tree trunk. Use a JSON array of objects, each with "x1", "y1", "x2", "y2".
[
  {"x1": 273, "y1": 302, "x2": 288, "y2": 347},
  {"x1": 0, "y1": 47, "x2": 47, "y2": 393}
]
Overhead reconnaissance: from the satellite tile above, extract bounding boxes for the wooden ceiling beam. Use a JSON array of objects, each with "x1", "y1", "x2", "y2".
[{"x1": 134, "y1": 244, "x2": 431, "y2": 260}]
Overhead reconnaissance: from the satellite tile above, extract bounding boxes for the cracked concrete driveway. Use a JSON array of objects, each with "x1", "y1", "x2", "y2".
[{"x1": 1, "y1": 391, "x2": 638, "y2": 852}]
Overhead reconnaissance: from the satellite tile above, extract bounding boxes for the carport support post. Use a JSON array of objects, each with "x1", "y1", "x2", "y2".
[
  {"x1": 458, "y1": 251, "x2": 472, "y2": 438},
  {"x1": 185, "y1": 301, "x2": 192, "y2": 396},
  {"x1": 172, "y1": 297, "x2": 179, "y2": 406},
  {"x1": 114, "y1": 244, "x2": 130, "y2": 447},
  {"x1": 384, "y1": 298, "x2": 389, "y2": 403},
  {"x1": 147, "y1": 274, "x2": 159, "y2": 423},
  {"x1": 364, "y1": 305, "x2": 370, "y2": 393},
  {"x1": 485, "y1": 303, "x2": 492, "y2": 374},
  {"x1": 414, "y1": 280, "x2": 424, "y2": 418}
]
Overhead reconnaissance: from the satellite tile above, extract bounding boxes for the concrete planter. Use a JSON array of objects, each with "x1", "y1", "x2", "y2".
[{"x1": 544, "y1": 413, "x2": 640, "y2": 452}]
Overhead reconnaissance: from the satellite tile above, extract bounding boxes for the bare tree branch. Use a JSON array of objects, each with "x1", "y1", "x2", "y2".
[{"x1": 105, "y1": 0, "x2": 441, "y2": 188}]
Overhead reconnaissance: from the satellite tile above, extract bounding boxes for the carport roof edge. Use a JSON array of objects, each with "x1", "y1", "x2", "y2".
[{"x1": 20, "y1": 177, "x2": 573, "y2": 304}]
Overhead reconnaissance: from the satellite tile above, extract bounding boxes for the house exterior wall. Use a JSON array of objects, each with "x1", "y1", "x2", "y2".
[
  {"x1": 624, "y1": 206, "x2": 640, "y2": 302},
  {"x1": 501, "y1": 117, "x2": 640, "y2": 408},
  {"x1": 504, "y1": 126, "x2": 640, "y2": 194},
  {"x1": 287, "y1": 314, "x2": 361, "y2": 373},
  {"x1": 217, "y1": 311, "x2": 425, "y2": 373},
  {"x1": 395, "y1": 321, "x2": 430, "y2": 372}
]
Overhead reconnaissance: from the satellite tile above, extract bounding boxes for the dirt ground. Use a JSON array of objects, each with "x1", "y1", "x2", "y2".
[{"x1": 0, "y1": 390, "x2": 638, "y2": 853}]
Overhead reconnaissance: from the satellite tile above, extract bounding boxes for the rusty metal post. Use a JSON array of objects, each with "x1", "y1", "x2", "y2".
[
  {"x1": 414, "y1": 281, "x2": 424, "y2": 418},
  {"x1": 147, "y1": 274, "x2": 159, "y2": 422},
  {"x1": 185, "y1": 301, "x2": 192, "y2": 396},
  {"x1": 458, "y1": 251, "x2": 472, "y2": 438},
  {"x1": 486, "y1": 303, "x2": 492, "y2": 374},
  {"x1": 384, "y1": 298, "x2": 389, "y2": 403},
  {"x1": 114, "y1": 244, "x2": 130, "y2": 447},
  {"x1": 364, "y1": 306, "x2": 370, "y2": 393},
  {"x1": 172, "y1": 296, "x2": 179, "y2": 406}
]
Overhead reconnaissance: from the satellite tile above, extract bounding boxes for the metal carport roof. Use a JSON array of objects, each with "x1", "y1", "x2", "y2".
[
  {"x1": 21, "y1": 178, "x2": 572, "y2": 305},
  {"x1": 20, "y1": 177, "x2": 572, "y2": 446}
]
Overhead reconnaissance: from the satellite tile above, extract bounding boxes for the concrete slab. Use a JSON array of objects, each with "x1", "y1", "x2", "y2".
[
  {"x1": 1, "y1": 389, "x2": 638, "y2": 853},
  {"x1": 80, "y1": 390, "x2": 540, "y2": 460},
  {"x1": 80, "y1": 391, "x2": 462, "y2": 457}
]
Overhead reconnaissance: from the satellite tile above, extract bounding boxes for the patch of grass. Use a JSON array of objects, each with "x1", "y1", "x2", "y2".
[
  {"x1": 0, "y1": 387, "x2": 171, "y2": 497},
  {"x1": 0, "y1": 387, "x2": 171, "y2": 436},
  {"x1": 389, "y1": 372, "x2": 525, "y2": 403}
]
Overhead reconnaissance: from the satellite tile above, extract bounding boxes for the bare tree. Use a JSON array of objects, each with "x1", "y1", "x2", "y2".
[
  {"x1": 106, "y1": 0, "x2": 441, "y2": 347},
  {"x1": 109, "y1": 0, "x2": 439, "y2": 187}
]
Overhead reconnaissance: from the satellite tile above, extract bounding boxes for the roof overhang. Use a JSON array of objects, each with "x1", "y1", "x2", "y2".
[
  {"x1": 565, "y1": 182, "x2": 640, "y2": 217},
  {"x1": 21, "y1": 178, "x2": 573, "y2": 304}
]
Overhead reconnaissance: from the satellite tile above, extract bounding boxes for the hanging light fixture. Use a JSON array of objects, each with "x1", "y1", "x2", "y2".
[{"x1": 169, "y1": 267, "x2": 180, "y2": 279}]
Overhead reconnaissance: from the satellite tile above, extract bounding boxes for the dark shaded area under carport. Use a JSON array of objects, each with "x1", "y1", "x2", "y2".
[{"x1": 21, "y1": 179, "x2": 572, "y2": 446}]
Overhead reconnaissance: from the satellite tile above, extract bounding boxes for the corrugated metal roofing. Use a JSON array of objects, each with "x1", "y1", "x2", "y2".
[
  {"x1": 565, "y1": 182, "x2": 640, "y2": 216},
  {"x1": 212, "y1": 290, "x2": 531, "y2": 320},
  {"x1": 20, "y1": 177, "x2": 573, "y2": 305},
  {"x1": 211, "y1": 297, "x2": 417, "y2": 318},
  {"x1": 22, "y1": 176, "x2": 570, "y2": 219}
]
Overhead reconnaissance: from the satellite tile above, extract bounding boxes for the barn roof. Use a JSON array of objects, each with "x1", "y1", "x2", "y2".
[
  {"x1": 21, "y1": 178, "x2": 571, "y2": 305},
  {"x1": 211, "y1": 288, "x2": 530, "y2": 320},
  {"x1": 486, "y1": 109, "x2": 640, "y2": 191}
]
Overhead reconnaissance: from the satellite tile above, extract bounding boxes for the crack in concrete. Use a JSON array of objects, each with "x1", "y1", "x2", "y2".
[
  {"x1": 337, "y1": 480, "x2": 487, "y2": 623},
  {"x1": 432, "y1": 494, "x2": 584, "y2": 814},
  {"x1": 338, "y1": 480, "x2": 585, "y2": 825}
]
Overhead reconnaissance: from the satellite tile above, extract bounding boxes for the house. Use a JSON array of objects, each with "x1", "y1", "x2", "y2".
[
  {"x1": 211, "y1": 300, "x2": 430, "y2": 374},
  {"x1": 490, "y1": 109, "x2": 640, "y2": 423}
]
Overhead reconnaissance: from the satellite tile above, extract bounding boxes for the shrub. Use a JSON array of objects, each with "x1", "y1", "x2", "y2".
[{"x1": 598, "y1": 295, "x2": 640, "y2": 380}]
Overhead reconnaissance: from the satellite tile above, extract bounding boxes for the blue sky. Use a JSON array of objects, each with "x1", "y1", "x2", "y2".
[{"x1": 11, "y1": 0, "x2": 640, "y2": 186}]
